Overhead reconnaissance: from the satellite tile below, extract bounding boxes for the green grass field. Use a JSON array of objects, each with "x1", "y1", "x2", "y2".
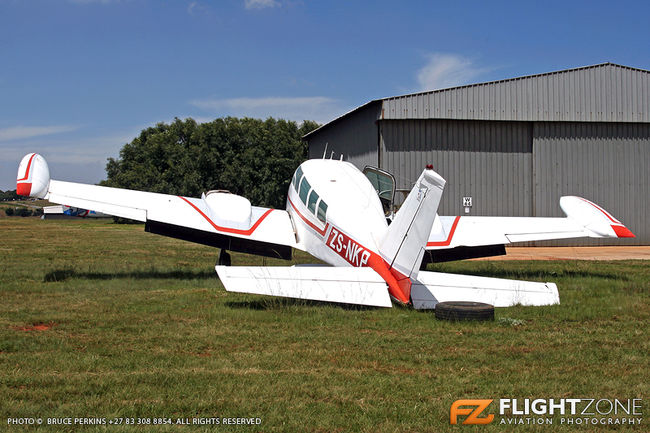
[{"x1": 1, "y1": 218, "x2": 648, "y2": 432}]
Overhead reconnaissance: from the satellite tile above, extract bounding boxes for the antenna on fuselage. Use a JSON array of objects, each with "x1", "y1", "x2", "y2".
[
  {"x1": 322, "y1": 142, "x2": 328, "y2": 159},
  {"x1": 330, "y1": 151, "x2": 335, "y2": 159},
  {"x1": 340, "y1": 154, "x2": 343, "y2": 161}
]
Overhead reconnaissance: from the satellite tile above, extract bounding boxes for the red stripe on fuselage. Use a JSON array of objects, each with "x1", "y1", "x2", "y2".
[
  {"x1": 178, "y1": 196, "x2": 273, "y2": 236},
  {"x1": 288, "y1": 192, "x2": 411, "y2": 303},
  {"x1": 287, "y1": 195, "x2": 329, "y2": 236},
  {"x1": 427, "y1": 216, "x2": 461, "y2": 247}
]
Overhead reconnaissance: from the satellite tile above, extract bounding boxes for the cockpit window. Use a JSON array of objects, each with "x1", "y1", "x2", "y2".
[
  {"x1": 363, "y1": 166, "x2": 396, "y2": 216},
  {"x1": 307, "y1": 190, "x2": 319, "y2": 213},
  {"x1": 317, "y1": 200, "x2": 328, "y2": 223},
  {"x1": 293, "y1": 166, "x2": 304, "y2": 193},
  {"x1": 299, "y1": 177, "x2": 311, "y2": 203},
  {"x1": 364, "y1": 168, "x2": 394, "y2": 201},
  {"x1": 292, "y1": 166, "x2": 327, "y2": 224}
]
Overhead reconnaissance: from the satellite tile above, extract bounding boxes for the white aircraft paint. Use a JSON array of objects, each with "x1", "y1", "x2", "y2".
[{"x1": 17, "y1": 152, "x2": 634, "y2": 309}]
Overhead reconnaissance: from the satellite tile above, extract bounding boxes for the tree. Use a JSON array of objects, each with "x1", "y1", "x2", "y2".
[
  {"x1": 0, "y1": 190, "x2": 19, "y2": 201},
  {"x1": 103, "y1": 117, "x2": 319, "y2": 209}
]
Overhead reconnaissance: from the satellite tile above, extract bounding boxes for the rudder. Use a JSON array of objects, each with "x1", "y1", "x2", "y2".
[{"x1": 378, "y1": 166, "x2": 446, "y2": 302}]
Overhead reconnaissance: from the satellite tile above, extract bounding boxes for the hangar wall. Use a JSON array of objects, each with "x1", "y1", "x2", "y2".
[
  {"x1": 533, "y1": 122, "x2": 650, "y2": 245},
  {"x1": 307, "y1": 101, "x2": 381, "y2": 169},
  {"x1": 381, "y1": 64, "x2": 650, "y2": 122},
  {"x1": 378, "y1": 119, "x2": 649, "y2": 245},
  {"x1": 303, "y1": 64, "x2": 649, "y2": 245},
  {"x1": 379, "y1": 119, "x2": 533, "y2": 217}
]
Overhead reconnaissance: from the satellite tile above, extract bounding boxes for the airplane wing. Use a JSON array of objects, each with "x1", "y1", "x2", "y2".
[
  {"x1": 427, "y1": 196, "x2": 634, "y2": 252},
  {"x1": 411, "y1": 270, "x2": 559, "y2": 308},
  {"x1": 17, "y1": 153, "x2": 298, "y2": 259},
  {"x1": 216, "y1": 265, "x2": 392, "y2": 307}
]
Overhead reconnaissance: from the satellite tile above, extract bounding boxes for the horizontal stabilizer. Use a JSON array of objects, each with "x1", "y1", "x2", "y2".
[
  {"x1": 411, "y1": 271, "x2": 559, "y2": 309},
  {"x1": 215, "y1": 265, "x2": 392, "y2": 308}
]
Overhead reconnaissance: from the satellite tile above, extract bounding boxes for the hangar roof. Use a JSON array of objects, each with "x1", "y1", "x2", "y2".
[{"x1": 304, "y1": 63, "x2": 650, "y2": 138}]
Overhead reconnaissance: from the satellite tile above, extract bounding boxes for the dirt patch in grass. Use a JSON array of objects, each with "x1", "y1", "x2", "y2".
[{"x1": 12, "y1": 321, "x2": 56, "y2": 332}]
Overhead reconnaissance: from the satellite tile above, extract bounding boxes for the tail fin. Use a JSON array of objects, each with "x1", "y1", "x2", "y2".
[{"x1": 378, "y1": 166, "x2": 446, "y2": 301}]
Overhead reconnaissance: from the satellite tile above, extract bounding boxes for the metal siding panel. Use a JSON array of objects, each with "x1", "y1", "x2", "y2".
[
  {"x1": 533, "y1": 121, "x2": 649, "y2": 245},
  {"x1": 380, "y1": 119, "x2": 533, "y2": 216},
  {"x1": 306, "y1": 103, "x2": 381, "y2": 170},
  {"x1": 379, "y1": 64, "x2": 648, "y2": 122}
]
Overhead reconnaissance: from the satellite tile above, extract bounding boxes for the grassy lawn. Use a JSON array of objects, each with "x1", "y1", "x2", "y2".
[{"x1": 1, "y1": 218, "x2": 648, "y2": 432}]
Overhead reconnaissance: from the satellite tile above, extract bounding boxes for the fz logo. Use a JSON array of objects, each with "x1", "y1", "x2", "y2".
[{"x1": 450, "y1": 399, "x2": 494, "y2": 425}]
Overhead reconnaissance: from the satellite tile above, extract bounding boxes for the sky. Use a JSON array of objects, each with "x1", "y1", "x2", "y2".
[{"x1": 1, "y1": 0, "x2": 649, "y2": 190}]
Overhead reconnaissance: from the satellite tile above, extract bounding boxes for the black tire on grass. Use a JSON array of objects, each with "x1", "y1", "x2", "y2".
[{"x1": 434, "y1": 301, "x2": 494, "y2": 321}]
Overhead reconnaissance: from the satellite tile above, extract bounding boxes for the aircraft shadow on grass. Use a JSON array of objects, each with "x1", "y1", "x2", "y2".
[
  {"x1": 43, "y1": 268, "x2": 216, "y2": 282},
  {"x1": 224, "y1": 298, "x2": 378, "y2": 311},
  {"x1": 43, "y1": 266, "x2": 628, "y2": 285},
  {"x1": 43, "y1": 268, "x2": 378, "y2": 310}
]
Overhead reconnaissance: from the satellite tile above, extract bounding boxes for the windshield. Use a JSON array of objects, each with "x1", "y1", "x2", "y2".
[{"x1": 363, "y1": 166, "x2": 395, "y2": 216}]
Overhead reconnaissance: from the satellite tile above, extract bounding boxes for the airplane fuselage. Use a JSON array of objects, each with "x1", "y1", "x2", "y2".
[
  {"x1": 286, "y1": 159, "x2": 387, "y2": 268},
  {"x1": 285, "y1": 160, "x2": 414, "y2": 303}
]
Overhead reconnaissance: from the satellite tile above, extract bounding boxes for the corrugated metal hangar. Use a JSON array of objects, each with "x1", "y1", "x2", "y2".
[{"x1": 304, "y1": 63, "x2": 649, "y2": 245}]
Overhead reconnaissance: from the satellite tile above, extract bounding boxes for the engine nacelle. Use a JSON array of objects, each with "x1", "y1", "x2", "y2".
[
  {"x1": 203, "y1": 190, "x2": 252, "y2": 227},
  {"x1": 16, "y1": 153, "x2": 50, "y2": 199}
]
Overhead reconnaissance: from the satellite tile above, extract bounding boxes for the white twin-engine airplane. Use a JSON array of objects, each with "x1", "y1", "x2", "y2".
[{"x1": 17, "y1": 153, "x2": 634, "y2": 309}]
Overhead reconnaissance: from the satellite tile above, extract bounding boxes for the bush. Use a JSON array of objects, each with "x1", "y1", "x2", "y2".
[
  {"x1": 17, "y1": 208, "x2": 32, "y2": 217},
  {"x1": 4, "y1": 208, "x2": 14, "y2": 216}
]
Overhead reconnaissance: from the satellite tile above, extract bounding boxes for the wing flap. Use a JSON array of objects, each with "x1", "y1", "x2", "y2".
[
  {"x1": 216, "y1": 265, "x2": 392, "y2": 308},
  {"x1": 411, "y1": 270, "x2": 560, "y2": 309}
]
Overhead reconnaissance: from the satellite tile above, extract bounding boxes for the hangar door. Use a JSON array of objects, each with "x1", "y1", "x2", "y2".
[
  {"x1": 379, "y1": 119, "x2": 534, "y2": 217},
  {"x1": 533, "y1": 122, "x2": 649, "y2": 246}
]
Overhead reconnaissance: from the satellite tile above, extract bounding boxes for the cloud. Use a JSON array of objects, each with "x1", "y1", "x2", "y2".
[
  {"x1": 190, "y1": 96, "x2": 346, "y2": 124},
  {"x1": 0, "y1": 125, "x2": 78, "y2": 143},
  {"x1": 187, "y1": 1, "x2": 209, "y2": 15},
  {"x1": 416, "y1": 53, "x2": 489, "y2": 91},
  {"x1": 244, "y1": 0, "x2": 279, "y2": 10}
]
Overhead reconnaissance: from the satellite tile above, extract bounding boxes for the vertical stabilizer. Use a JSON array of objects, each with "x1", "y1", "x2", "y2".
[{"x1": 378, "y1": 167, "x2": 446, "y2": 301}]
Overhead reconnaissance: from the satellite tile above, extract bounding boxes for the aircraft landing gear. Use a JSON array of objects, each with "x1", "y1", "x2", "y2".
[{"x1": 218, "y1": 249, "x2": 231, "y2": 266}]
